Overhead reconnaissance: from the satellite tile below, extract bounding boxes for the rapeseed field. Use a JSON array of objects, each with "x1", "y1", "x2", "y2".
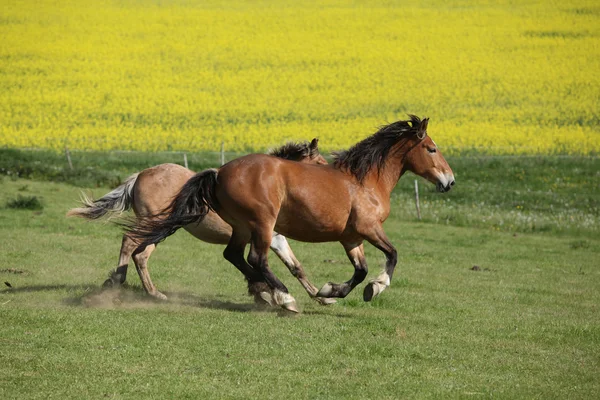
[{"x1": 0, "y1": 0, "x2": 598, "y2": 154}]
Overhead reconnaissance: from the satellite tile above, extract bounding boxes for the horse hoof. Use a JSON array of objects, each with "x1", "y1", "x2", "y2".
[
  {"x1": 317, "y1": 283, "x2": 334, "y2": 297},
  {"x1": 150, "y1": 291, "x2": 168, "y2": 301},
  {"x1": 102, "y1": 279, "x2": 116, "y2": 288},
  {"x1": 363, "y1": 282, "x2": 376, "y2": 302},
  {"x1": 257, "y1": 291, "x2": 275, "y2": 307},
  {"x1": 314, "y1": 297, "x2": 337, "y2": 306},
  {"x1": 282, "y1": 300, "x2": 299, "y2": 313}
]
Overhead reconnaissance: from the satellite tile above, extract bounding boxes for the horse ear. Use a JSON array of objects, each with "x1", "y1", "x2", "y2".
[
  {"x1": 309, "y1": 138, "x2": 319, "y2": 155},
  {"x1": 418, "y1": 118, "x2": 429, "y2": 139}
]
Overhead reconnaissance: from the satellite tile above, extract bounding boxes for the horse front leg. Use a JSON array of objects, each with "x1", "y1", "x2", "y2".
[
  {"x1": 270, "y1": 233, "x2": 336, "y2": 305},
  {"x1": 363, "y1": 229, "x2": 397, "y2": 301},
  {"x1": 248, "y1": 227, "x2": 298, "y2": 313},
  {"x1": 317, "y1": 242, "x2": 368, "y2": 298},
  {"x1": 223, "y1": 230, "x2": 274, "y2": 307}
]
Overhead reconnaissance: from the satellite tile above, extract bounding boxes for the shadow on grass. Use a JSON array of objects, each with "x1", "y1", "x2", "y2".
[
  {"x1": 1, "y1": 284, "x2": 353, "y2": 317},
  {"x1": 0, "y1": 284, "x2": 264, "y2": 313}
]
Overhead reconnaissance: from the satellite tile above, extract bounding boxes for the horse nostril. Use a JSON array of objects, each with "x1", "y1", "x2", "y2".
[{"x1": 450, "y1": 180, "x2": 455, "y2": 186}]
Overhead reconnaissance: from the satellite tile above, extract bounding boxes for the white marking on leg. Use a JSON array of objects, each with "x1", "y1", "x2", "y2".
[
  {"x1": 317, "y1": 283, "x2": 333, "y2": 297},
  {"x1": 368, "y1": 270, "x2": 391, "y2": 298},
  {"x1": 270, "y1": 234, "x2": 295, "y2": 265},
  {"x1": 375, "y1": 271, "x2": 391, "y2": 287},
  {"x1": 314, "y1": 297, "x2": 337, "y2": 305},
  {"x1": 259, "y1": 291, "x2": 275, "y2": 306}
]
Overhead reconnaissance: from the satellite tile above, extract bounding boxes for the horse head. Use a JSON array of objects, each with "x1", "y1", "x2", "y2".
[{"x1": 403, "y1": 117, "x2": 455, "y2": 192}]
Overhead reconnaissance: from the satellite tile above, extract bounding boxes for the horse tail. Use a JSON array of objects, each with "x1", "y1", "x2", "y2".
[
  {"x1": 125, "y1": 168, "x2": 219, "y2": 246},
  {"x1": 66, "y1": 173, "x2": 139, "y2": 220}
]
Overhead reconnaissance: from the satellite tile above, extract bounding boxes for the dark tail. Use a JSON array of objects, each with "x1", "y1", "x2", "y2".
[
  {"x1": 66, "y1": 173, "x2": 139, "y2": 220},
  {"x1": 124, "y1": 168, "x2": 219, "y2": 247}
]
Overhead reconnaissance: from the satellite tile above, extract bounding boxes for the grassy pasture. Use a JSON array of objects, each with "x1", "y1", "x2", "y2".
[{"x1": 1, "y1": 162, "x2": 599, "y2": 398}]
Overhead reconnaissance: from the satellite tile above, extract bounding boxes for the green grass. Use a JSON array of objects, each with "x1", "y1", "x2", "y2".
[{"x1": 0, "y1": 175, "x2": 599, "y2": 399}]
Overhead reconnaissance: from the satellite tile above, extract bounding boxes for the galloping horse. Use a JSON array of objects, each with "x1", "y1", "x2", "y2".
[
  {"x1": 130, "y1": 116, "x2": 455, "y2": 312},
  {"x1": 68, "y1": 139, "x2": 333, "y2": 306}
]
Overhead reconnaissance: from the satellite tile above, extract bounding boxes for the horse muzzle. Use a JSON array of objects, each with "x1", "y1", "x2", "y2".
[{"x1": 435, "y1": 173, "x2": 455, "y2": 193}]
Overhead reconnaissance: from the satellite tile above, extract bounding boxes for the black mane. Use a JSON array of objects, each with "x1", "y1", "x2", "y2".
[
  {"x1": 268, "y1": 141, "x2": 312, "y2": 161},
  {"x1": 332, "y1": 115, "x2": 426, "y2": 182}
]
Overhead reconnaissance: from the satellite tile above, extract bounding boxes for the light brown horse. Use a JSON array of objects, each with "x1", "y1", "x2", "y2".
[
  {"x1": 68, "y1": 139, "x2": 334, "y2": 305},
  {"x1": 130, "y1": 116, "x2": 455, "y2": 312}
]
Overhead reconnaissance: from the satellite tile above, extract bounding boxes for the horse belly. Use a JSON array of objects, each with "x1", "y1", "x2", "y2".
[
  {"x1": 183, "y1": 210, "x2": 232, "y2": 245},
  {"x1": 274, "y1": 205, "x2": 348, "y2": 243}
]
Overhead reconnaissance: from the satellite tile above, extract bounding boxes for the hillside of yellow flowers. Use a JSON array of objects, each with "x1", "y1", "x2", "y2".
[{"x1": 0, "y1": 0, "x2": 598, "y2": 154}]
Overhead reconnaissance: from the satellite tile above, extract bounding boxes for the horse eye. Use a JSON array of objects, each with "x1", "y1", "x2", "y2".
[{"x1": 427, "y1": 147, "x2": 437, "y2": 153}]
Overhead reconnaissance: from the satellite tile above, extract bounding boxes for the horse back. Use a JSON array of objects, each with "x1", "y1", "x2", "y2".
[{"x1": 217, "y1": 154, "x2": 355, "y2": 242}]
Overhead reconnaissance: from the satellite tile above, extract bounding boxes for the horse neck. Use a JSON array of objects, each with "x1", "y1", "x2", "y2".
[{"x1": 364, "y1": 141, "x2": 409, "y2": 197}]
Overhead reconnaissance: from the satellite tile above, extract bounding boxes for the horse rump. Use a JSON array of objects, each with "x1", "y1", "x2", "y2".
[{"x1": 123, "y1": 168, "x2": 220, "y2": 247}]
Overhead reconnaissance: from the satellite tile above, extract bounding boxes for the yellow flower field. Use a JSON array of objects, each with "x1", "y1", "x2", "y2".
[{"x1": 0, "y1": 0, "x2": 598, "y2": 154}]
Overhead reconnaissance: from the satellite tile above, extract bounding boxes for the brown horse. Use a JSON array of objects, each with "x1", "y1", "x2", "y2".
[
  {"x1": 130, "y1": 116, "x2": 455, "y2": 312},
  {"x1": 68, "y1": 139, "x2": 334, "y2": 305}
]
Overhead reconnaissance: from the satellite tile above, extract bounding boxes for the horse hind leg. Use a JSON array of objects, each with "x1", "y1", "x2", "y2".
[
  {"x1": 132, "y1": 243, "x2": 167, "y2": 301},
  {"x1": 248, "y1": 227, "x2": 298, "y2": 313},
  {"x1": 270, "y1": 233, "x2": 335, "y2": 306},
  {"x1": 317, "y1": 242, "x2": 368, "y2": 299},
  {"x1": 223, "y1": 230, "x2": 275, "y2": 307},
  {"x1": 103, "y1": 234, "x2": 137, "y2": 288}
]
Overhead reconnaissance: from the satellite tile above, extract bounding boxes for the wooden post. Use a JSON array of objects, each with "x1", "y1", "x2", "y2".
[
  {"x1": 183, "y1": 153, "x2": 188, "y2": 169},
  {"x1": 414, "y1": 179, "x2": 421, "y2": 220},
  {"x1": 65, "y1": 146, "x2": 73, "y2": 171},
  {"x1": 220, "y1": 142, "x2": 225, "y2": 166}
]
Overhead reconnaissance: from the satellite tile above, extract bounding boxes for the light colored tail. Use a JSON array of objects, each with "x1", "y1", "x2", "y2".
[{"x1": 66, "y1": 173, "x2": 139, "y2": 220}]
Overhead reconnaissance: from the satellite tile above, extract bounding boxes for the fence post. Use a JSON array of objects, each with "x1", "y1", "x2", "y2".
[
  {"x1": 183, "y1": 153, "x2": 188, "y2": 169},
  {"x1": 65, "y1": 146, "x2": 73, "y2": 171},
  {"x1": 220, "y1": 142, "x2": 225, "y2": 166},
  {"x1": 414, "y1": 180, "x2": 421, "y2": 220}
]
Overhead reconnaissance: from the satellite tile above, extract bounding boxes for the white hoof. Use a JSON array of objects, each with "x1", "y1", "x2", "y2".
[
  {"x1": 317, "y1": 283, "x2": 333, "y2": 297},
  {"x1": 257, "y1": 291, "x2": 275, "y2": 306},
  {"x1": 363, "y1": 281, "x2": 386, "y2": 302},
  {"x1": 282, "y1": 300, "x2": 299, "y2": 313},
  {"x1": 313, "y1": 296, "x2": 337, "y2": 306},
  {"x1": 273, "y1": 291, "x2": 298, "y2": 313},
  {"x1": 150, "y1": 291, "x2": 168, "y2": 301}
]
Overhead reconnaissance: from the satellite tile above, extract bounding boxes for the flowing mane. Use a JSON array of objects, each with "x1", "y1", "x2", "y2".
[
  {"x1": 332, "y1": 115, "x2": 428, "y2": 182},
  {"x1": 268, "y1": 141, "x2": 314, "y2": 161}
]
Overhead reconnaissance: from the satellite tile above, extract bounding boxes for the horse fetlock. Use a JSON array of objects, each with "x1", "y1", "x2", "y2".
[
  {"x1": 375, "y1": 272, "x2": 391, "y2": 287},
  {"x1": 317, "y1": 282, "x2": 334, "y2": 297}
]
